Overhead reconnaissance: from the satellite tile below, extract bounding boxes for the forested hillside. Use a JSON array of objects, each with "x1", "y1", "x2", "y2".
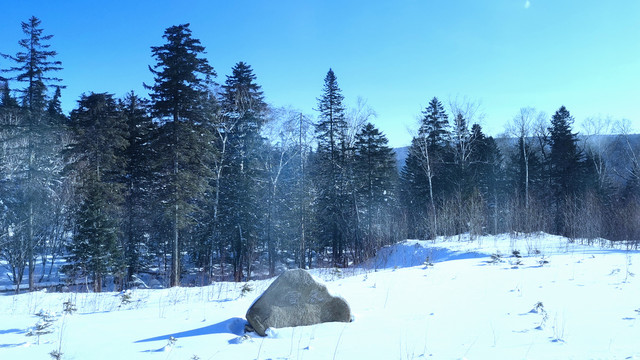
[{"x1": 1, "y1": 18, "x2": 638, "y2": 292}]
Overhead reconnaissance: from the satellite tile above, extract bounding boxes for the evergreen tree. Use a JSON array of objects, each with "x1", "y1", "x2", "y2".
[
  {"x1": 190, "y1": 91, "x2": 226, "y2": 282},
  {"x1": 452, "y1": 112, "x2": 472, "y2": 191},
  {"x1": 46, "y1": 86, "x2": 65, "y2": 124},
  {"x1": 548, "y1": 106, "x2": 584, "y2": 235},
  {"x1": 421, "y1": 97, "x2": 450, "y2": 148},
  {"x1": 469, "y1": 124, "x2": 504, "y2": 234},
  {"x1": 618, "y1": 164, "x2": 640, "y2": 240},
  {"x1": 400, "y1": 97, "x2": 451, "y2": 239},
  {"x1": 147, "y1": 24, "x2": 215, "y2": 286},
  {"x1": 0, "y1": 79, "x2": 24, "y2": 292},
  {"x1": 353, "y1": 123, "x2": 397, "y2": 259},
  {"x1": 1, "y1": 16, "x2": 63, "y2": 117},
  {"x1": 147, "y1": 23, "x2": 215, "y2": 124},
  {"x1": 64, "y1": 93, "x2": 128, "y2": 291},
  {"x1": 120, "y1": 92, "x2": 155, "y2": 282},
  {"x1": 67, "y1": 179, "x2": 122, "y2": 292},
  {"x1": 313, "y1": 69, "x2": 349, "y2": 265},
  {"x1": 0, "y1": 16, "x2": 63, "y2": 291},
  {"x1": 400, "y1": 137, "x2": 431, "y2": 238},
  {"x1": 218, "y1": 62, "x2": 266, "y2": 281},
  {"x1": 0, "y1": 80, "x2": 20, "y2": 109},
  {"x1": 549, "y1": 106, "x2": 583, "y2": 196}
]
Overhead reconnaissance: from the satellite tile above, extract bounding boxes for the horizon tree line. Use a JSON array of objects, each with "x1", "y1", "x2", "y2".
[{"x1": 1, "y1": 17, "x2": 638, "y2": 293}]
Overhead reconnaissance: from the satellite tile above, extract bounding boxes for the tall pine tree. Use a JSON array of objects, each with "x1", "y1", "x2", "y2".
[
  {"x1": 0, "y1": 16, "x2": 64, "y2": 292},
  {"x1": 469, "y1": 124, "x2": 504, "y2": 234},
  {"x1": 353, "y1": 123, "x2": 397, "y2": 260},
  {"x1": 401, "y1": 97, "x2": 451, "y2": 239},
  {"x1": 120, "y1": 92, "x2": 155, "y2": 282},
  {"x1": 147, "y1": 24, "x2": 215, "y2": 286},
  {"x1": 548, "y1": 106, "x2": 584, "y2": 235},
  {"x1": 218, "y1": 62, "x2": 266, "y2": 281},
  {"x1": 314, "y1": 69, "x2": 349, "y2": 265}
]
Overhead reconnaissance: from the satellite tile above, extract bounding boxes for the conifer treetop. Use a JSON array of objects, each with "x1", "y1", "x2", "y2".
[
  {"x1": 147, "y1": 23, "x2": 215, "y2": 122},
  {"x1": 1, "y1": 16, "x2": 63, "y2": 113}
]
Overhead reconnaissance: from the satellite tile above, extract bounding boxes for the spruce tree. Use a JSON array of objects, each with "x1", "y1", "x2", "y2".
[
  {"x1": 421, "y1": 97, "x2": 450, "y2": 148},
  {"x1": 147, "y1": 24, "x2": 215, "y2": 286},
  {"x1": 353, "y1": 123, "x2": 397, "y2": 259},
  {"x1": 1, "y1": 17, "x2": 63, "y2": 117},
  {"x1": 120, "y1": 92, "x2": 155, "y2": 282},
  {"x1": 68, "y1": 179, "x2": 122, "y2": 292},
  {"x1": 147, "y1": 24, "x2": 215, "y2": 124},
  {"x1": 469, "y1": 124, "x2": 504, "y2": 234},
  {"x1": 452, "y1": 112, "x2": 472, "y2": 189},
  {"x1": 400, "y1": 138, "x2": 431, "y2": 238},
  {"x1": 0, "y1": 16, "x2": 63, "y2": 292},
  {"x1": 218, "y1": 62, "x2": 266, "y2": 281},
  {"x1": 46, "y1": 86, "x2": 65, "y2": 124},
  {"x1": 64, "y1": 93, "x2": 128, "y2": 291},
  {"x1": 314, "y1": 69, "x2": 349, "y2": 265},
  {"x1": 0, "y1": 80, "x2": 20, "y2": 108},
  {"x1": 549, "y1": 106, "x2": 583, "y2": 196},
  {"x1": 400, "y1": 97, "x2": 451, "y2": 239},
  {"x1": 548, "y1": 106, "x2": 584, "y2": 235},
  {"x1": 0, "y1": 83, "x2": 26, "y2": 291}
]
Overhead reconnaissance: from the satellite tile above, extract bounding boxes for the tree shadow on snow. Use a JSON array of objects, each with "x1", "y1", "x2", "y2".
[
  {"x1": 0, "y1": 328, "x2": 24, "y2": 335},
  {"x1": 135, "y1": 317, "x2": 246, "y2": 344}
]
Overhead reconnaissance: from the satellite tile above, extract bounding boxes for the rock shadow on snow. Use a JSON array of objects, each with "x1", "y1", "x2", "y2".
[{"x1": 135, "y1": 317, "x2": 246, "y2": 343}]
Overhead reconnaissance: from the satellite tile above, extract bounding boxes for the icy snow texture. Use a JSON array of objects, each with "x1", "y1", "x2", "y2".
[{"x1": 1, "y1": 233, "x2": 639, "y2": 359}]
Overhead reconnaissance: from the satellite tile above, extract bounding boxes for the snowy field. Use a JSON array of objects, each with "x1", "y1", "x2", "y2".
[{"x1": 1, "y1": 233, "x2": 639, "y2": 360}]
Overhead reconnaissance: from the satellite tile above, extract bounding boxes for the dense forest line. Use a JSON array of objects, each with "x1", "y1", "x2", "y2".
[{"x1": 1, "y1": 18, "x2": 638, "y2": 293}]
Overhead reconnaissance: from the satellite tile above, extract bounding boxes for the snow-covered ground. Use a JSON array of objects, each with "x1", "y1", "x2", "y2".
[{"x1": 1, "y1": 233, "x2": 639, "y2": 359}]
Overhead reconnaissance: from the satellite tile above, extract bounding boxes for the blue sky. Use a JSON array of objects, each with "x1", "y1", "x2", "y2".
[{"x1": 2, "y1": 0, "x2": 638, "y2": 147}]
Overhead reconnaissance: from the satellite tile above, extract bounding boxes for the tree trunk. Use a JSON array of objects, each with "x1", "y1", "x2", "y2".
[
  {"x1": 170, "y1": 116, "x2": 180, "y2": 287},
  {"x1": 28, "y1": 201, "x2": 34, "y2": 291},
  {"x1": 171, "y1": 202, "x2": 179, "y2": 287}
]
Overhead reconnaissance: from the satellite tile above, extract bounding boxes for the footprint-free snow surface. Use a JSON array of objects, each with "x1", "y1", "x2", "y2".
[{"x1": 1, "y1": 233, "x2": 639, "y2": 359}]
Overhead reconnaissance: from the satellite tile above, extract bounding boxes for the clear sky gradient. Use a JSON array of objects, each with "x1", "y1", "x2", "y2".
[{"x1": 2, "y1": 0, "x2": 639, "y2": 147}]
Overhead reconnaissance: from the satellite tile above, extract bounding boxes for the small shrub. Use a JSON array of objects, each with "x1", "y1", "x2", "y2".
[
  {"x1": 26, "y1": 310, "x2": 56, "y2": 345},
  {"x1": 62, "y1": 300, "x2": 77, "y2": 315},
  {"x1": 510, "y1": 258, "x2": 523, "y2": 267},
  {"x1": 167, "y1": 336, "x2": 177, "y2": 347},
  {"x1": 531, "y1": 301, "x2": 545, "y2": 313},
  {"x1": 120, "y1": 290, "x2": 133, "y2": 306},
  {"x1": 488, "y1": 253, "x2": 503, "y2": 264},
  {"x1": 49, "y1": 350, "x2": 63, "y2": 360},
  {"x1": 531, "y1": 302, "x2": 549, "y2": 330},
  {"x1": 240, "y1": 283, "x2": 253, "y2": 297},
  {"x1": 424, "y1": 256, "x2": 434, "y2": 267}
]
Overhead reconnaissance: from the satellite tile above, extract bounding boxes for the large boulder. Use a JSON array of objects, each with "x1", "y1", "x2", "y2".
[{"x1": 246, "y1": 269, "x2": 351, "y2": 336}]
